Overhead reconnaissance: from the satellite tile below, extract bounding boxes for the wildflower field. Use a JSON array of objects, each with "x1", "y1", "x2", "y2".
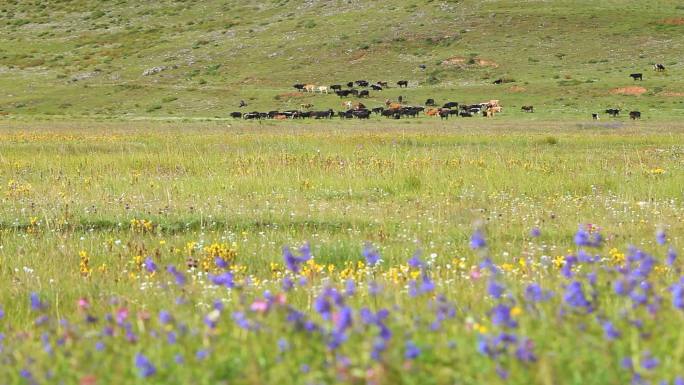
[{"x1": 0, "y1": 119, "x2": 683, "y2": 384}]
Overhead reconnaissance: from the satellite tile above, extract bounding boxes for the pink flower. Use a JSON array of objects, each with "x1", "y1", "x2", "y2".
[
  {"x1": 77, "y1": 298, "x2": 90, "y2": 311},
  {"x1": 250, "y1": 300, "x2": 269, "y2": 314},
  {"x1": 470, "y1": 268, "x2": 482, "y2": 280},
  {"x1": 115, "y1": 307, "x2": 128, "y2": 324}
]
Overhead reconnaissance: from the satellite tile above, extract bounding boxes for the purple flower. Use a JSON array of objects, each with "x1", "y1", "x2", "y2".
[
  {"x1": 283, "y1": 244, "x2": 311, "y2": 274},
  {"x1": 214, "y1": 256, "x2": 228, "y2": 269},
  {"x1": 143, "y1": 257, "x2": 157, "y2": 273},
  {"x1": 670, "y1": 281, "x2": 684, "y2": 310},
  {"x1": 490, "y1": 304, "x2": 517, "y2": 328},
  {"x1": 363, "y1": 243, "x2": 381, "y2": 266},
  {"x1": 667, "y1": 248, "x2": 677, "y2": 266},
  {"x1": 95, "y1": 341, "x2": 105, "y2": 351},
  {"x1": 470, "y1": 230, "x2": 486, "y2": 250},
  {"x1": 335, "y1": 306, "x2": 353, "y2": 333},
  {"x1": 159, "y1": 310, "x2": 173, "y2": 324},
  {"x1": 209, "y1": 271, "x2": 234, "y2": 288},
  {"x1": 281, "y1": 276, "x2": 294, "y2": 291},
  {"x1": 564, "y1": 281, "x2": 591, "y2": 310},
  {"x1": 530, "y1": 227, "x2": 541, "y2": 238},
  {"x1": 487, "y1": 279, "x2": 505, "y2": 299},
  {"x1": 0, "y1": 306, "x2": 4, "y2": 319},
  {"x1": 641, "y1": 352, "x2": 659, "y2": 370},
  {"x1": 408, "y1": 252, "x2": 423, "y2": 268},
  {"x1": 405, "y1": 341, "x2": 421, "y2": 360},
  {"x1": 135, "y1": 353, "x2": 157, "y2": 378},
  {"x1": 420, "y1": 273, "x2": 435, "y2": 294},
  {"x1": 166, "y1": 265, "x2": 186, "y2": 286},
  {"x1": 525, "y1": 283, "x2": 551, "y2": 302},
  {"x1": 30, "y1": 293, "x2": 46, "y2": 311},
  {"x1": 196, "y1": 349, "x2": 209, "y2": 361},
  {"x1": 344, "y1": 279, "x2": 355, "y2": 296},
  {"x1": 515, "y1": 338, "x2": 537, "y2": 362},
  {"x1": 656, "y1": 229, "x2": 667, "y2": 245},
  {"x1": 602, "y1": 321, "x2": 621, "y2": 340}
]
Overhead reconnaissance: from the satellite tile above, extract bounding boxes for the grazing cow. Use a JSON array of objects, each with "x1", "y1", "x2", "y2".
[
  {"x1": 239, "y1": 100, "x2": 247, "y2": 107},
  {"x1": 370, "y1": 84, "x2": 383, "y2": 91},
  {"x1": 521, "y1": 105, "x2": 534, "y2": 113},
  {"x1": 349, "y1": 89, "x2": 359, "y2": 96},
  {"x1": 300, "y1": 103, "x2": 314, "y2": 110},
  {"x1": 330, "y1": 84, "x2": 342, "y2": 91},
  {"x1": 371, "y1": 107, "x2": 384, "y2": 114},
  {"x1": 355, "y1": 80, "x2": 369, "y2": 87},
  {"x1": 425, "y1": 98, "x2": 436, "y2": 106},
  {"x1": 336, "y1": 90, "x2": 352, "y2": 97},
  {"x1": 376, "y1": 81, "x2": 388, "y2": 87},
  {"x1": 630, "y1": 73, "x2": 643, "y2": 81},
  {"x1": 354, "y1": 102, "x2": 367, "y2": 110},
  {"x1": 459, "y1": 111, "x2": 473, "y2": 117},
  {"x1": 605, "y1": 108, "x2": 620, "y2": 117},
  {"x1": 400, "y1": 107, "x2": 420, "y2": 118},
  {"x1": 419, "y1": 64, "x2": 426, "y2": 70},
  {"x1": 488, "y1": 100, "x2": 500, "y2": 107},
  {"x1": 312, "y1": 109, "x2": 334, "y2": 119},
  {"x1": 282, "y1": 110, "x2": 300, "y2": 119},
  {"x1": 243, "y1": 112, "x2": 260, "y2": 120},
  {"x1": 398, "y1": 96, "x2": 403, "y2": 103},
  {"x1": 438, "y1": 109, "x2": 450, "y2": 120},
  {"x1": 493, "y1": 79, "x2": 503, "y2": 84},
  {"x1": 654, "y1": 63, "x2": 665, "y2": 72},
  {"x1": 346, "y1": 81, "x2": 354, "y2": 88},
  {"x1": 359, "y1": 90, "x2": 370, "y2": 98},
  {"x1": 591, "y1": 113, "x2": 599, "y2": 120},
  {"x1": 442, "y1": 102, "x2": 458, "y2": 109},
  {"x1": 426, "y1": 108, "x2": 439, "y2": 116},
  {"x1": 388, "y1": 103, "x2": 402, "y2": 110},
  {"x1": 338, "y1": 110, "x2": 353, "y2": 119},
  {"x1": 397, "y1": 80, "x2": 408, "y2": 88},
  {"x1": 230, "y1": 112, "x2": 242, "y2": 118},
  {"x1": 629, "y1": 111, "x2": 641, "y2": 120},
  {"x1": 268, "y1": 110, "x2": 280, "y2": 119},
  {"x1": 353, "y1": 109, "x2": 371, "y2": 119},
  {"x1": 304, "y1": 84, "x2": 316, "y2": 92},
  {"x1": 293, "y1": 84, "x2": 305, "y2": 91},
  {"x1": 317, "y1": 86, "x2": 329, "y2": 94},
  {"x1": 343, "y1": 101, "x2": 353, "y2": 110},
  {"x1": 275, "y1": 114, "x2": 288, "y2": 120},
  {"x1": 489, "y1": 106, "x2": 503, "y2": 113}
]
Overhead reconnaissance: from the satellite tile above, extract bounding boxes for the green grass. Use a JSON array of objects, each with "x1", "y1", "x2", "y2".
[{"x1": 1, "y1": 0, "x2": 684, "y2": 119}]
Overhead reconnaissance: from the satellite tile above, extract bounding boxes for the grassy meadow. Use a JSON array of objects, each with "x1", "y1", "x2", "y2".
[
  {"x1": 0, "y1": 119, "x2": 682, "y2": 384},
  {"x1": 1, "y1": 0, "x2": 684, "y2": 383}
]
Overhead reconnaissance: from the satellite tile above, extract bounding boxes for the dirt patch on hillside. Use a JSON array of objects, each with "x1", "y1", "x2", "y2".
[
  {"x1": 659, "y1": 91, "x2": 684, "y2": 97},
  {"x1": 661, "y1": 18, "x2": 684, "y2": 25},
  {"x1": 508, "y1": 85, "x2": 526, "y2": 92},
  {"x1": 610, "y1": 86, "x2": 647, "y2": 95},
  {"x1": 349, "y1": 50, "x2": 367, "y2": 63},
  {"x1": 441, "y1": 56, "x2": 499, "y2": 67}
]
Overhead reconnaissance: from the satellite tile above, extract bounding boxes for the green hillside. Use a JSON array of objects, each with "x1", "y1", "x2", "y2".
[{"x1": 1, "y1": 0, "x2": 684, "y2": 119}]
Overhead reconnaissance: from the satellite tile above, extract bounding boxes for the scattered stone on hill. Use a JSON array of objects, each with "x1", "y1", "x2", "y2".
[
  {"x1": 70, "y1": 70, "x2": 101, "y2": 82},
  {"x1": 142, "y1": 65, "x2": 177, "y2": 76}
]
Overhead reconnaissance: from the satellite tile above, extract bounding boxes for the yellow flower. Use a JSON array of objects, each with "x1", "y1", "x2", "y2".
[{"x1": 511, "y1": 307, "x2": 523, "y2": 317}]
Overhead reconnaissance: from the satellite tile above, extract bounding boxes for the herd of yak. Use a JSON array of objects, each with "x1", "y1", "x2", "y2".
[
  {"x1": 229, "y1": 66, "x2": 667, "y2": 120},
  {"x1": 230, "y1": 79, "x2": 506, "y2": 121}
]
